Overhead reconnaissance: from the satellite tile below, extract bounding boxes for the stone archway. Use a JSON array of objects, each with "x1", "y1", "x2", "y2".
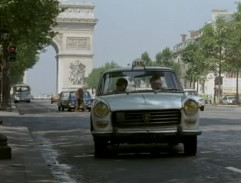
[{"x1": 52, "y1": 2, "x2": 97, "y2": 93}]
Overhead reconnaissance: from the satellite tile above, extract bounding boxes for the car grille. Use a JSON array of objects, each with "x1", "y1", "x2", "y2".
[{"x1": 112, "y1": 110, "x2": 181, "y2": 128}]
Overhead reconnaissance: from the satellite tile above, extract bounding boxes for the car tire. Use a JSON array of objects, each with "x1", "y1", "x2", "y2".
[
  {"x1": 94, "y1": 139, "x2": 107, "y2": 158},
  {"x1": 183, "y1": 136, "x2": 197, "y2": 156},
  {"x1": 58, "y1": 106, "x2": 61, "y2": 111}
]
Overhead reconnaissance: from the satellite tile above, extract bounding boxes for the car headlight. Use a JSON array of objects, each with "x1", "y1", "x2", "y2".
[
  {"x1": 93, "y1": 102, "x2": 109, "y2": 117},
  {"x1": 184, "y1": 99, "x2": 198, "y2": 115}
]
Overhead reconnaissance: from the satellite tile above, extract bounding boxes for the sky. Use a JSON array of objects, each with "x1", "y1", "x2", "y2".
[{"x1": 26, "y1": 0, "x2": 241, "y2": 96}]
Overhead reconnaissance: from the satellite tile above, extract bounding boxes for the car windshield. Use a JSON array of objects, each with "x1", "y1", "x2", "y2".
[
  {"x1": 70, "y1": 92, "x2": 76, "y2": 97},
  {"x1": 97, "y1": 70, "x2": 183, "y2": 95},
  {"x1": 14, "y1": 85, "x2": 30, "y2": 93},
  {"x1": 62, "y1": 92, "x2": 70, "y2": 98},
  {"x1": 84, "y1": 91, "x2": 91, "y2": 98}
]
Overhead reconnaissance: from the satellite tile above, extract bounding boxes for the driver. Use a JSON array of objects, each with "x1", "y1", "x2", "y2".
[
  {"x1": 150, "y1": 75, "x2": 162, "y2": 90},
  {"x1": 113, "y1": 78, "x2": 128, "y2": 93}
]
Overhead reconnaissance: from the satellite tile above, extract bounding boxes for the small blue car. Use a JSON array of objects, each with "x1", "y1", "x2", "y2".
[{"x1": 58, "y1": 90, "x2": 93, "y2": 112}]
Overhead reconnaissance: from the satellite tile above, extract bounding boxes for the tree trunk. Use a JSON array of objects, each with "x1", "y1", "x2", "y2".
[
  {"x1": 236, "y1": 69, "x2": 239, "y2": 105},
  {"x1": 1, "y1": 42, "x2": 10, "y2": 109}
]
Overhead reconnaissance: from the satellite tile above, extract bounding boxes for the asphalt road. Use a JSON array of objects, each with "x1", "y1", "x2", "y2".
[{"x1": 3, "y1": 100, "x2": 241, "y2": 183}]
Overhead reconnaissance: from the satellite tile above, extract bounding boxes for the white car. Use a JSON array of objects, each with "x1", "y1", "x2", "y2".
[
  {"x1": 220, "y1": 95, "x2": 235, "y2": 105},
  {"x1": 90, "y1": 61, "x2": 202, "y2": 157}
]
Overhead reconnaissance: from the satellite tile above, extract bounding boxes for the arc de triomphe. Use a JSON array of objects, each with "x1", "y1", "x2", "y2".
[{"x1": 52, "y1": 2, "x2": 97, "y2": 93}]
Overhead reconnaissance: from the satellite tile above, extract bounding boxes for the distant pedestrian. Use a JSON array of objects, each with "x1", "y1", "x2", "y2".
[{"x1": 75, "y1": 88, "x2": 84, "y2": 111}]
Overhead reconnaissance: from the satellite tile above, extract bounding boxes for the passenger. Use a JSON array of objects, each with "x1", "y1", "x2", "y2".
[
  {"x1": 113, "y1": 78, "x2": 128, "y2": 93},
  {"x1": 150, "y1": 75, "x2": 163, "y2": 90}
]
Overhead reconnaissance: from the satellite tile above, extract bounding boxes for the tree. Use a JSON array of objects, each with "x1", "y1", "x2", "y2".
[
  {"x1": 10, "y1": 43, "x2": 40, "y2": 84},
  {"x1": 223, "y1": 2, "x2": 241, "y2": 103},
  {"x1": 0, "y1": 0, "x2": 62, "y2": 107},
  {"x1": 1, "y1": 0, "x2": 61, "y2": 50},
  {"x1": 156, "y1": 47, "x2": 173, "y2": 67},
  {"x1": 141, "y1": 52, "x2": 152, "y2": 65},
  {"x1": 200, "y1": 16, "x2": 230, "y2": 102},
  {"x1": 181, "y1": 42, "x2": 209, "y2": 90},
  {"x1": 87, "y1": 62, "x2": 121, "y2": 90}
]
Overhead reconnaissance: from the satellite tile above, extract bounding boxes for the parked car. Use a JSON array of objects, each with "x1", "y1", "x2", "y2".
[
  {"x1": 220, "y1": 95, "x2": 236, "y2": 105},
  {"x1": 57, "y1": 91, "x2": 77, "y2": 111},
  {"x1": 184, "y1": 89, "x2": 205, "y2": 111},
  {"x1": 50, "y1": 93, "x2": 60, "y2": 104},
  {"x1": 90, "y1": 61, "x2": 202, "y2": 157},
  {"x1": 57, "y1": 90, "x2": 93, "y2": 112}
]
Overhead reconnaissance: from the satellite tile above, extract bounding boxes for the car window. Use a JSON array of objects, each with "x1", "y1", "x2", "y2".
[
  {"x1": 61, "y1": 92, "x2": 69, "y2": 99},
  {"x1": 98, "y1": 70, "x2": 182, "y2": 95},
  {"x1": 84, "y1": 91, "x2": 91, "y2": 98},
  {"x1": 70, "y1": 92, "x2": 76, "y2": 97}
]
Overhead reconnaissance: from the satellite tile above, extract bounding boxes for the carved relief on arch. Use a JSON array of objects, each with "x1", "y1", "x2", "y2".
[{"x1": 68, "y1": 60, "x2": 86, "y2": 85}]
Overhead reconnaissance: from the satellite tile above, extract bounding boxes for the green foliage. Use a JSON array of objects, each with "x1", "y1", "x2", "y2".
[
  {"x1": 200, "y1": 16, "x2": 230, "y2": 71},
  {"x1": 224, "y1": 2, "x2": 241, "y2": 72},
  {"x1": 171, "y1": 62, "x2": 182, "y2": 79},
  {"x1": 10, "y1": 43, "x2": 39, "y2": 84},
  {"x1": 86, "y1": 62, "x2": 121, "y2": 89},
  {"x1": 141, "y1": 51, "x2": 152, "y2": 65},
  {"x1": 181, "y1": 41, "x2": 209, "y2": 83},
  {"x1": 1, "y1": 0, "x2": 61, "y2": 50},
  {"x1": 156, "y1": 47, "x2": 173, "y2": 67},
  {"x1": 0, "y1": 0, "x2": 62, "y2": 85}
]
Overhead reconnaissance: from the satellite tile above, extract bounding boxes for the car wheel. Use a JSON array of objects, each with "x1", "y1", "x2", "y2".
[
  {"x1": 58, "y1": 106, "x2": 61, "y2": 111},
  {"x1": 68, "y1": 108, "x2": 72, "y2": 112},
  {"x1": 183, "y1": 136, "x2": 197, "y2": 156},
  {"x1": 94, "y1": 139, "x2": 108, "y2": 158},
  {"x1": 62, "y1": 106, "x2": 64, "y2": 111}
]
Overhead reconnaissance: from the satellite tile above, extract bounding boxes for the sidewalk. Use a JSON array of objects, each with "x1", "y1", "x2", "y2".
[{"x1": 0, "y1": 106, "x2": 57, "y2": 183}]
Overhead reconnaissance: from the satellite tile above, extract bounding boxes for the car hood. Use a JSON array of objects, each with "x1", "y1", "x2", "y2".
[
  {"x1": 96, "y1": 93, "x2": 184, "y2": 111},
  {"x1": 188, "y1": 95, "x2": 205, "y2": 103}
]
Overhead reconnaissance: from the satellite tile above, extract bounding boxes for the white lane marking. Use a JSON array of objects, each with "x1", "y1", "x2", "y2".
[{"x1": 226, "y1": 167, "x2": 241, "y2": 173}]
